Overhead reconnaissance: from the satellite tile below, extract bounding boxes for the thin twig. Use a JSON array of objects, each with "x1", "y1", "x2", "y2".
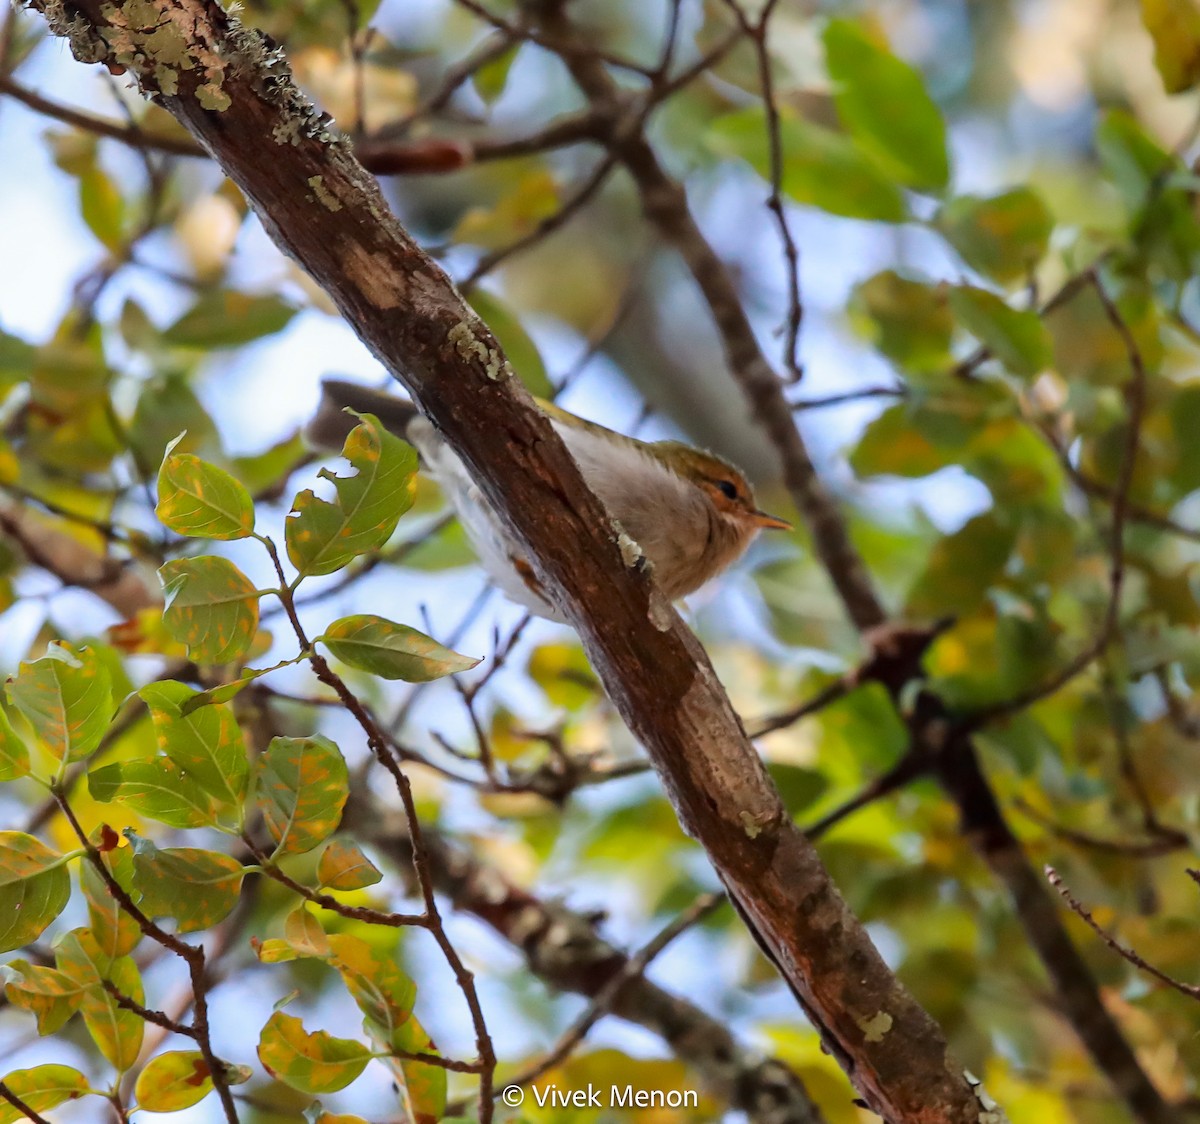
[
  {"x1": 720, "y1": 0, "x2": 802, "y2": 381},
  {"x1": 1046, "y1": 867, "x2": 1200, "y2": 1000}
]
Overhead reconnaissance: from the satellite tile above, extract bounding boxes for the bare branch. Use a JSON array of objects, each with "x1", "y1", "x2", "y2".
[{"x1": 1046, "y1": 867, "x2": 1200, "y2": 1000}]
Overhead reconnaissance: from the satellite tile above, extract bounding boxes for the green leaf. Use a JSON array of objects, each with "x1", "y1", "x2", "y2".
[
  {"x1": 162, "y1": 291, "x2": 296, "y2": 349},
  {"x1": 82, "y1": 830, "x2": 140, "y2": 959},
  {"x1": 156, "y1": 438, "x2": 255, "y2": 540},
  {"x1": 0, "y1": 1065, "x2": 91, "y2": 1123},
  {"x1": 139, "y1": 681, "x2": 248, "y2": 810},
  {"x1": 849, "y1": 270, "x2": 953, "y2": 374},
  {"x1": 254, "y1": 735, "x2": 348, "y2": 856},
  {"x1": 1096, "y1": 110, "x2": 1176, "y2": 210},
  {"x1": 55, "y1": 930, "x2": 144, "y2": 1072},
  {"x1": 937, "y1": 189, "x2": 1053, "y2": 286},
  {"x1": 389, "y1": 1013, "x2": 446, "y2": 1124},
  {"x1": 0, "y1": 327, "x2": 37, "y2": 393},
  {"x1": 286, "y1": 413, "x2": 418, "y2": 577},
  {"x1": 317, "y1": 839, "x2": 382, "y2": 891},
  {"x1": 822, "y1": 19, "x2": 949, "y2": 191},
  {"x1": 0, "y1": 705, "x2": 30, "y2": 781},
  {"x1": 709, "y1": 109, "x2": 907, "y2": 222},
  {"x1": 327, "y1": 933, "x2": 416, "y2": 1046},
  {"x1": 134, "y1": 1051, "x2": 214, "y2": 1112},
  {"x1": 469, "y1": 290, "x2": 551, "y2": 397},
  {"x1": 129, "y1": 374, "x2": 223, "y2": 471},
  {"x1": 88, "y1": 757, "x2": 222, "y2": 829},
  {"x1": 0, "y1": 832, "x2": 71, "y2": 953},
  {"x1": 766, "y1": 763, "x2": 830, "y2": 816},
  {"x1": 3, "y1": 960, "x2": 84, "y2": 1035},
  {"x1": 321, "y1": 614, "x2": 480, "y2": 682},
  {"x1": 1141, "y1": 0, "x2": 1200, "y2": 92},
  {"x1": 473, "y1": 41, "x2": 518, "y2": 102},
  {"x1": 257, "y1": 1011, "x2": 371, "y2": 1095},
  {"x1": 906, "y1": 511, "x2": 1017, "y2": 617},
  {"x1": 850, "y1": 403, "x2": 947, "y2": 479},
  {"x1": 948, "y1": 285, "x2": 1052, "y2": 378},
  {"x1": 131, "y1": 838, "x2": 246, "y2": 932},
  {"x1": 5, "y1": 642, "x2": 113, "y2": 762},
  {"x1": 80, "y1": 165, "x2": 125, "y2": 252},
  {"x1": 159, "y1": 555, "x2": 261, "y2": 665}
]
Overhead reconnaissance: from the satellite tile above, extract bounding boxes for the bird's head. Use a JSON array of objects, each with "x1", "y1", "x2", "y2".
[{"x1": 651, "y1": 441, "x2": 793, "y2": 534}]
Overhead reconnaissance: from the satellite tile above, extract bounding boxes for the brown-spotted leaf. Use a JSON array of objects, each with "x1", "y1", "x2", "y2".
[
  {"x1": 390, "y1": 1013, "x2": 447, "y2": 1124},
  {"x1": 0, "y1": 704, "x2": 30, "y2": 781},
  {"x1": 5, "y1": 642, "x2": 113, "y2": 762},
  {"x1": 134, "y1": 1050, "x2": 214, "y2": 1112},
  {"x1": 55, "y1": 929, "x2": 144, "y2": 1072},
  {"x1": 156, "y1": 438, "x2": 255, "y2": 540},
  {"x1": 286, "y1": 412, "x2": 417, "y2": 577},
  {"x1": 317, "y1": 839, "x2": 381, "y2": 891},
  {"x1": 257, "y1": 1011, "x2": 371, "y2": 1094},
  {"x1": 130, "y1": 837, "x2": 246, "y2": 933},
  {"x1": 320, "y1": 614, "x2": 480, "y2": 682},
  {"x1": 88, "y1": 756, "x2": 222, "y2": 829},
  {"x1": 159, "y1": 555, "x2": 261, "y2": 665},
  {"x1": 81, "y1": 832, "x2": 140, "y2": 959},
  {"x1": 254, "y1": 735, "x2": 348, "y2": 857},
  {"x1": 327, "y1": 933, "x2": 416, "y2": 1046},
  {"x1": 0, "y1": 1065, "x2": 92, "y2": 1123},
  {"x1": 0, "y1": 832, "x2": 71, "y2": 953},
  {"x1": 139, "y1": 680, "x2": 248, "y2": 810},
  {"x1": 3, "y1": 960, "x2": 84, "y2": 1035}
]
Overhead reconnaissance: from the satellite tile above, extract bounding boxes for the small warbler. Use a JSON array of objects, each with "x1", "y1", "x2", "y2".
[{"x1": 308, "y1": 379, "x2": 791, "y2": 621}]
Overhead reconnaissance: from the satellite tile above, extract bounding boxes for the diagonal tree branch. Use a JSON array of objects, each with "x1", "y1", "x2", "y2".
[{"x1": 25, "y1": 0, "x2": 989, "y2": 1117}]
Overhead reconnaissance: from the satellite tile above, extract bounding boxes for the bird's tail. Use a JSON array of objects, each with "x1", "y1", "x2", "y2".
[{"x1": 305, "y1": 378, "x2": 421, "y2": 449}]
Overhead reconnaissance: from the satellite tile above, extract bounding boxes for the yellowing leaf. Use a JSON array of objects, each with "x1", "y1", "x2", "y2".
[
  {"x1": 130, "y1": 838, "x2": 246, "y2": 933},
  {"x1": 286, "y1": 413, "x2": 417, "y2": 577},
  {"x1": 327, "y1": 933, "x2": 416, "y2": 1046},
  {"x1": 0, "y1": 832, "x2": 71, "y2": 953},
  {"x1": 0, "y1": 705, "x2": 30, "y2": 781},
  {"x1": 55, "y1": 929, "x2": 144, "y2": 1072},
  {"x1": 938, "y1": 189, "x2": 1053, "y2": 287},
  {"x1": 257, "y1": 1011, "x2": 371, "y2": 1094},
  {"x1": 0, "y1": 1065, "x2": 91, "y2": 1123},
  {"x1": 321, "y1": 614, "x2": 480, "y2": 682},
  {"x1": 88, "y1": 756, "x2": 222, "y2": 829},
  {"x1": 1141, "y1": 0, "x2": 1200, "y2": 92},
  {"x1": 390, "y1": 1013, "x2": 446, "y2": 1124},
  {"x1": 156, "y1": 439, "x2": 255, "y2": 540},
  {"x1": 81, "y1": 836, "x2": 140, "y2": 959},
  {"x1": 3, "y1": 960, "x2": 84, "y2": 1035},
  {"x1": 254, "y1": 736, "x2": 348, "y2": 856},
  {"x1": 159, "y1": 555, "x2": 261, "y2": 665},
  {"x1": 317, "y1": 839, "x2": 382, "y2": 891},
  {"x1": 134, "y1": 1051, "x2": 213, "y2": 1112},
  {"x1": 6, "y1": 642, "x2": 113, "y2": 762},
  {"x1": 139, "y1": 680, "x2": 248, "y2": 810},
  {"x1": 849, "y1": 270, "x2": 953, "y2": 376}
]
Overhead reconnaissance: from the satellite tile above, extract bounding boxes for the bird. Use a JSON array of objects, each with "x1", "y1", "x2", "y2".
[{"x1": 306, "y1": 378, "x2": 792, "y2": 621}]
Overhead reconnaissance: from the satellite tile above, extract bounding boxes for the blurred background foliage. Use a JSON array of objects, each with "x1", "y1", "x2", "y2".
[{"x1": 4, "y1": 0, "x2": 1200, "y2": 1120}]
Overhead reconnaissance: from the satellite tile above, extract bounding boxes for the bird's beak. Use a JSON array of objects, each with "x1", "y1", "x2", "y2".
[{"x1": 751, "y1": 509, "x2": 792, "y2": 531}]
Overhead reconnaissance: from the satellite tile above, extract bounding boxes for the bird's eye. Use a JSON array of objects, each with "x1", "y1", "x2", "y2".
[{"x1": 716, "y1": 480, "x2": 739, "y2": 500}]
